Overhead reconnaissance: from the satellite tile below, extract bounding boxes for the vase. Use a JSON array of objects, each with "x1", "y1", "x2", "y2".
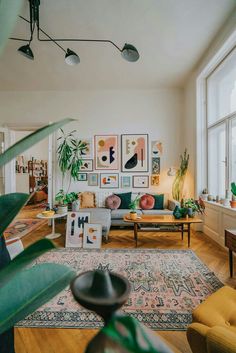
[{"x1": 72, "y1": 200, "x2": 80, "y2": 212}]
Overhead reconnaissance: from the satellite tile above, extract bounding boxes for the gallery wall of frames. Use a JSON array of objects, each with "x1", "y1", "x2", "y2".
[{"x1": 75, "y1": 134, "x2": 163, "y2": 189}]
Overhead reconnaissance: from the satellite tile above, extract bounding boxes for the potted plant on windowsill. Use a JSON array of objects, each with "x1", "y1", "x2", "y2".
[
  {"x1": 129, "y1": 195, "x2": 140, "y2": 220},
  {"x1": 230, "y1": 182, "x2": 236, "y2": 208}
]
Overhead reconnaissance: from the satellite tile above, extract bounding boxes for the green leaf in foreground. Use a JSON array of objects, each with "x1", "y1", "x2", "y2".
[
  {"x1": 0, "y1": 0, "x2": 23, "y2": 55},
  {"x1": 0, "y1": 118, "x2": 75, "y2": 167},
  {"x1": 0, "y1": 263, "x2": 76, "y2": 334},
  {"x1": 0, "y1": 193, "x2": 29, "y2": 235},
  {"x1": 0, "y1": 239, "x2": 56, "y2": 287}
]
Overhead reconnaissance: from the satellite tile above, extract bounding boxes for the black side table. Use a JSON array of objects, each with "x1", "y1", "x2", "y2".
[{"x1": 225, "y1": 229, "x2": 236, "y2": 277}]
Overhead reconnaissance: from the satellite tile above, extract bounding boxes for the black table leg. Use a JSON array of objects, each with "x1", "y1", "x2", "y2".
[
  {"x1": 229, "y1": 249, "x2": 233, "y2": 277},
  {"x1": 187, "y1": 223, "x2": 191, "y2": 247},
  {"x1": 134, "y1": 223, "x2": 138, "y2": 248},
  {"x1": 181, "y1": 224, "x2": 184, "y2": 240}
]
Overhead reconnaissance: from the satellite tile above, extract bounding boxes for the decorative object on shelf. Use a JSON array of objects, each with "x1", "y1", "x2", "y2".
[
  {"x1": 167, "y1": 167, "x2": 177, "y2": 177},
  {"x1": 94, "y1": 135, "x2": 119, "y2": 170},
  {"x1": 151, "y1": 140, "x2": 163, "y2": 157},
  {"x1": 57, "y1": 129, "x2": 88, "y2": 192},
  {"x1": 88, "y1": 173, "x2": 99, "y2": 187},
  {"x1": 152, "y1": 157, "x2": 160, "y2": 174},
  {"x1": 133, "y1": 175, "x2": 149, "y2": 188},
  {"x1": 182, "y1": 198, "x2": 205, "y2": 217},
  {"x1": 80, "y1": 159, "x2": 93, "y2": 172},
  {"x1": 151, "y1": 174, "x2": 160, "y2": 186},
  {"x1": 72, "y1": 199, "x2": 80, "y2": 212},
  {"x1": 66, "y1": 212, "x2": 90, "y2": 248},
  {"x1": 200, "y1": 188, "x2": 208, "y2": 201},
  {"x1": 55, "y1": 190, "x2": 78, "y2": 214},
  {"x1": 78, "y1": 173, "x2": 87, "y2": 181},
  {"x1": 121, "y1": 134, "x2": 148, "y2": 172},
  {"x1": 230, "y1": 182, "x2": 236, "y2": 208},
  {"x1": 100, "y1": 173, "x2": 119, "y2": 189},
  {"x1": 173, "y1": 205, "x2": 188, "y2": 219},
  {"x1": 172, "y1": 149, "x2": 189, "y2": 201},
  {"x1": 10, "y1": 1, "x2": 139, "y2": 65},
  {"x1": 83, "y1": 224, "x2": 102, "y2": 249},
  {"x1": 121, "y1": 175, "x2": 131, "y2": 188},
  {"x1": 207, "y1": 194, "x2": 214, "y2": 201},
  {"x1": 80, "y1": 138, "x2": 93, "y2": 159},
  {"x1": 128, "y1": 194, "x2": 141, "y2": 220}
]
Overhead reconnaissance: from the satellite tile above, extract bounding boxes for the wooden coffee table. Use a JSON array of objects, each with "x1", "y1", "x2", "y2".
[{"x1": 123, "y1": 214, "x2": 203, "y2": 247}]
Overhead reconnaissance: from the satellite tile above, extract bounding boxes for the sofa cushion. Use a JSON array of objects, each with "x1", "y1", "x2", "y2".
[
  {"x1": 105, "y1": 194, "x2": 121, "y2": 210},
  {"x1": 111, "y1": 209, "x2": 142, "y2": 219},
  {"x1": 79, "y1": 192, "x2": 96, "y2": 208},
  {"x1": 140, "y1": 194, "x2": 155, "y2": 210},
  {"x1": 149, "y1": 194, "x2": 164, "y2": 210},
  {"x1": 115, "y1": 192, "x2": 132, "y2": 209},
  {"x1": 141, "y1": 209, "x2": 173, "y2": 215}
]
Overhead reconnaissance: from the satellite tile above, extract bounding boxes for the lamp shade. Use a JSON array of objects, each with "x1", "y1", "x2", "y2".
[
  {"x1": 65, "y1": 48, "x2": 80, "y2": 65},
  {"x1": 18, "y1": 44, "x2": 34, "y2": 60},
  {"x1": 121, "y1": 43, "x2": 139, "y2": 62}
]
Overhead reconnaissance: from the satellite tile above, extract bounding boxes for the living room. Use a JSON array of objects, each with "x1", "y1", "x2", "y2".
[{"x1": 0, "y1": 1, "x2": 236, "y2": 353}]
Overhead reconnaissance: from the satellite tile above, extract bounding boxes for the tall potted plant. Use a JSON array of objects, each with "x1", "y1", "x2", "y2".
[
  {"x1": 172, "y1": 149, "x2": 189, "y2": 201},
  {"x1": 230, "y1": 182, "x2": 236, "y2": 208}
]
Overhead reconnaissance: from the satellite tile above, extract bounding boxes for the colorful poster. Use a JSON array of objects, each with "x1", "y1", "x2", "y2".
[
  {"x1": 100, "y1": 173, "x2": 119, "y2": 188},
  {"x1": 80, "y1": 159, "x2": 93, "y2": 171},
  {"x1": 66, "y1": 212, "x2": 90, "y2": 248},
  {"x1": 151, "y1": 141, "x2": 163, "y2": 157},
  {"x1": 80, "y1": 138, "x2": 93, "y2": 159},
  {"x1": 133, "y1": 175, "x2": 149, "y2": 188},
  {"x1": 95, "y1": 135, "x2": 119, "y2": 170},
  {"x1": 88, "y1": 173, "x2": 99, "y2": 186},
  {"x1": 121, "y1": 134, "x2": 148, "y2": 172},
  {"x1": 152, "y1": 157, "x2": 160, "y2": 174},
  {"x1": 121, "y1": 175, "x2": 131, "y2": 188},
  {"x1": 151, "y1": 174, "x2": 160, "y2": 186},
  {"x1": 83, "y1": 223, "x2": 102, "y2": 249}
]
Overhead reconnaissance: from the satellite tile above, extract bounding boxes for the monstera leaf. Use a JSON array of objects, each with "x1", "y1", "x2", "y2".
[
  {"x1": 0, "y1": 118, "x2": 75, "y2": 167},
  {"x1": 0, "y1": 0, "x2": 23, "y2": 55}
]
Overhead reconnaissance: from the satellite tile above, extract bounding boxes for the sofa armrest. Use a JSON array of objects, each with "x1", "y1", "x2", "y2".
[
  {"x1": 187, "y1": 323, "x2": 209, "y2": 353},
  {"x1": 207, "y1": 326, "x2": 236, "y2": 353},
  {"x1": 168, "y1": 199, "x2": 180, "y2": 211}
]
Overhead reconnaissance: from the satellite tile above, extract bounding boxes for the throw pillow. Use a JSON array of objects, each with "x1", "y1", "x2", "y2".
[
  {"x1": 105, "y1": 194, "x2": 121, "y2": 210},
  {"x1": 79, "y1": 192, "x2": 96, "y2": 208},
  {"x1": 140, "y1": 194, "x2": 155, "y2": 210},
  {"x1": 115, "y1": 192, "x2": 132, "y2": 209},
  {"x1": 151, "y1": 194, "x2": 164, "y2": 210}
]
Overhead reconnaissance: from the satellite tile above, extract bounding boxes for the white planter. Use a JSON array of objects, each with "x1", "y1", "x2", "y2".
[{"x1": 57, "y1": 205, "x2": 68, "y2": 214}]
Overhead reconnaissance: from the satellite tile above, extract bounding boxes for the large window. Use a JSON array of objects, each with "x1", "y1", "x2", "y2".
[{"x1": 207, "y1": 48, "x2": 236, "y2": 198}]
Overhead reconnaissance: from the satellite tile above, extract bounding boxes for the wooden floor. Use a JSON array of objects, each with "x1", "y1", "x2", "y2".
[{"x1": 14, "y1": 207, "x2": 236, "y2": 353}]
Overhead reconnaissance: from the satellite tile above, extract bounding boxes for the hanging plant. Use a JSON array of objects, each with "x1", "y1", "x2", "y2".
[{"x1": 172, "y1": 149, "x2": 189, "y2": 201}]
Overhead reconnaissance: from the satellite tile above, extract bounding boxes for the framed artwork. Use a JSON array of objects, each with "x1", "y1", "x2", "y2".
[
  {"x1": 100, "y1": 173, "x2": 119, "y2": 188},
  {"x1": 80, "y1": 138, "x2": 93, "y2": 159},
  {"x1": 83, "y1": 223, "x2": 102, "y2": 249},
  {"x1": 121, "y1": 175, "x2": 131, "y2": 188},
  {"x1": 151, "y1": 141, "x2": 163, "y2": 157},
  {"x1": 80, "y1": 159, "x2": 93, "y2": 172},
  {"x1": 121, "y1": 134, "x2": 148, "y2": 172},
  {"x1": 94, "y1": 135, "x2": 119, "y2": 170},
  {"x1": 152, "y1": 157, "x2": 160, "y2": 174},
  {"x1": 133, "y1": 175, "x2": 149, "y2": 188},
  {"x1": 78, "y1": 173, "x2": 87, "y2": 181},
  {"x1": 151, "y1": 174, "x2": 160, "y2": 186},
  {"x1": 88, "y1": 173, "x2": 98, "y2": 186},
  {"x1": 66, "y1": 212, "x2": 90, "y2": 248}
]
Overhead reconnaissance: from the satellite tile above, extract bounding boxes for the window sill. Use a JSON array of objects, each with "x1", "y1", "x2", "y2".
[{"x1": 204, "y1": 200, "x2": 236, "y2": 212}]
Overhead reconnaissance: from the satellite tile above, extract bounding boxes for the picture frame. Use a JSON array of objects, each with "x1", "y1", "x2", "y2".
[
  {"x1": 121, "y1": 134, "x2": 149, "y2": 172},
  {"x1": 66, "y1": 212, "x2": 90, "y2": 248},
  {"x1": 151, "y1": 141, "x2": 163, "y2": 157},
  {"x1": 133, "y1": 175, "x2": 149, "y2": 188},
  {"x1": 100, "y1": 173, "x2": 119, "y2": 188},
  {"x1": 80, "y1": 138, "x2": 93, "y2": 159},
  {"x1": 152, "y1": 157, "x2": 160, "y2": 174},
  {"x1": 78, "y1": 173, "x2": 87, "y2": 181},
  {"x1": 94, "y1": 135, "x2": 119, "y2": 170},
  {"x1": 83, "y1": 223, "x2": 102, "y2": 249},
  {"x1": 80, "y1": 159, "x2": 93, "y2": 172},
  {"x1": 88, "y1": 173, "x2": 99, "y2": 186},
  {"x1": 121, "y1": 175, "x2": 131, "y2": 188},
  {"x1": 151, "y1": 174, "x2": 160, "y2": 186}
]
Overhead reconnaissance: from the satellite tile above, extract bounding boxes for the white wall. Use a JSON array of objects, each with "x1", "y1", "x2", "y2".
[
  {"x1": 0, "y1": 89, "x2": 184, "y2": 196},
  {"x1": 14, "y1": 130, "x2": 48, "y2": 161}
]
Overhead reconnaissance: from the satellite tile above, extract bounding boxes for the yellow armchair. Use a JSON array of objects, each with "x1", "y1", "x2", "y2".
[{"x1": 187, "y1": 286, "x2": 236, "y2": 353}]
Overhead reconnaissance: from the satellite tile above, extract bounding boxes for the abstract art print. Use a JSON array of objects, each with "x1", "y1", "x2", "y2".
[
  {"x1": 151, "y1": 141, "x2": 163, "y2": 157},
  {"x1": 95, "y1": 135, "x2": 119, "y2": 170},
  {"x1": 78, "y1": 173, "x2": 87, "y2": 181},
  {"x1": 100, "y1": 173, "x2": 119, "y2": 188},
  {"x1": 80, "y1": 138, "x2": 93, "y2": 159},
  {"x1": 121, "y1": 175, "x2": 131, "y2": 188},
  {"x1": 151, "y1": 174, "x2": 160, "y2": 186},
  {"x1": 133, "y1": 175, "x2": 149, "y2": 188},
  {"x1": 66, "y1": 212, "x2": 90, "y2": 248},
  {"x1": 80, "y1": 159, "x2": 93, "y2": 172},
  {"x1": 83, "y1": 223, "x2": 102, "y2": 249},
  {"x1": 152, "y1": 157, "x2": 160, "y2": 174},
  {"x1": 121, "y1": 134, "x2": 148, "y2": 172},
  {"x1": 88, "y1": 173, "x2": 98, "y2": 186}
]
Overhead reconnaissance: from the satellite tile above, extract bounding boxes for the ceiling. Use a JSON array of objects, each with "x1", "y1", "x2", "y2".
[{"x1": 0, "y1": 0, "x2": 235, "y2": 90}]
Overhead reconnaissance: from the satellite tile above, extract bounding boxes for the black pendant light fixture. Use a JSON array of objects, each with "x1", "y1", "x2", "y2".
[{"x1": 10, "y1": 0, "x2": 139, "y2": 65}]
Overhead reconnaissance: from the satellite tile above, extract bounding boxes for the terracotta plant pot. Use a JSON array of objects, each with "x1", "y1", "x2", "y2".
[
  {"x1": 130, "y1": 212, "x2": 137, "y2": 220},
  {"x1": 230, "y1": 200, "x2": 236, "y2": 208}
]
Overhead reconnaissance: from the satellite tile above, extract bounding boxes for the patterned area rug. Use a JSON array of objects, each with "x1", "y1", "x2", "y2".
[
  {"x1": 4, "y1": 218, "x2": 47, "y2": 240},
  {"x1": 17, "y1": 249, "x2": 223, "y2": 331}
]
